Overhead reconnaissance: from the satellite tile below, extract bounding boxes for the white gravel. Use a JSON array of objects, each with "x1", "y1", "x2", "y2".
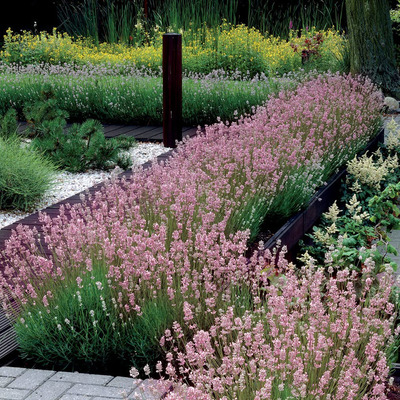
[{"x1": 0, "y1": 142, "x2": 170, "y2": 229}]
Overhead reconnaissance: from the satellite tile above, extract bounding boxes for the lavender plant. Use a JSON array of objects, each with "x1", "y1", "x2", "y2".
[
  {"x1": 161, "y1": 259, "x2": 397, "y2": 400},
  {"x1": 0, "y1": 63, "x2": 294, "y2": 125}
]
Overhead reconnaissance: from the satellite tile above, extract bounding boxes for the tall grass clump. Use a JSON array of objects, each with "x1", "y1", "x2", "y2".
[
  {"x1": 0, "y1": 108, "x2": 18, "y2": 139},
  {"x1": 0, "y1": 74, "x2": 382, "y2": 375},
  {"x1": 0, "y1": 136, "x2": 54, "y2": 211},
  {"x1": 56, "y1": 0, "x2": 345, "y2": 42}
]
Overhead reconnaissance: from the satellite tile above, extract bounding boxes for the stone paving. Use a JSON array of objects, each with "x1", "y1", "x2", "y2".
[
  {"x1": 0, "y1": 367, "x2": 167, "y2": 400},
  {"x1": 383, "y1": 113, "x2": 400, "y2": 279}
]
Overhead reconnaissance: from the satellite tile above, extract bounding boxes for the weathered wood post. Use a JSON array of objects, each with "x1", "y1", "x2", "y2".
[{"x1": 162, "y1": 33, "x2": 182, "y2": 148}]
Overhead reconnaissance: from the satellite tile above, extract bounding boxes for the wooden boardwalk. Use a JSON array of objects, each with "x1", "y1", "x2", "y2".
[
  {"x1": 18, "y1": 122, "x2": 198, "y2": 142},
  {"x1": 0, "y1": 124, "x2": 198, "y2": 361}
]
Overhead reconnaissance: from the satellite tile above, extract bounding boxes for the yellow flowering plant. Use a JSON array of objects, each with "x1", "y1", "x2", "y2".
[{"x1": 1, "y1": 24, "x2": 347, "y2": 76}]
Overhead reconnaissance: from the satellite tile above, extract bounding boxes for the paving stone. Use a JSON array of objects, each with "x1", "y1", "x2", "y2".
[
  {"x1": 0, "y1": 387, "x2": 30, "y2": 399},
  {"x1": 67, "y1": 384, "x2": 132, "y2": 398},
  {"x1": 0, "y1": 367, "x2": 27, "y2": 378},
  {"x1": 26, "y1": 380, "x2": 72, "y2": 400},
  {"x1": 51, "y1": 372, "x2": 113, "y2": 385},
  {"x1": 128, "y1": 380, "x2": 169, "y2": 400},
  {"x1": 92, "y1": 398, "x2": 128, "y2": 400},
  {"x1": 0, "y1": 376, "x2": 14, "y2": 387},
  {"x1": 8, "y1": 369, "x2": 55, "y2": 390},
  {"x1": 60, "y1": 396, "x2": 92, "y2": 400},
  {"x1": 106, "y1": 377, "x2": 140, "y2": 389}
]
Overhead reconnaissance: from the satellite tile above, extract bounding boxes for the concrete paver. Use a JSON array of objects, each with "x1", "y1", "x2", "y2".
[
  {"x1": 66, "y1": 383, "x2": 132, "y2": 398},
  {"x1": 107, "y1": 377, "x2": 140, "y2": 389},
  {"x1": 25, "y1": 381, "x2": 72, "y2": 400},
  {"x1": 0, "y1": 376, "x2": 15, "y2": 387},
  {"x1": 50, "y1": 372, "x2": 113, "y2": 386},
  {"x1": 0, "y1": 367, "x2": 165, "y2": 400},
  {"x1": 0, "y1": 367, "x2": 27, "y2": 378},
  {"x1": 0, "y1": 387, "x2": 30, "y2": 399},
  {"x1": 8, "y1": 369, "x2": 56, "y2": 390}
]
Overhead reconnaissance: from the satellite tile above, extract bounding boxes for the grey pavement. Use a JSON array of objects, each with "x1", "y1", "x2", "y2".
[
  {"x1": 381, "y1": 114, "x2": 400, "y2": 279},
  {"x1": 0, "y1": 367, "x2": 167, "y2": 400}
]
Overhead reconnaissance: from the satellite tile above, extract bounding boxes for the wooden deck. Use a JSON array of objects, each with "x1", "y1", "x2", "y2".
[
  {"x1": 17, "y1": 122, "x2": 198, "y2": 142},
  {"x1": 0, "y1": 124, "x2": 199, "y2": 361}
]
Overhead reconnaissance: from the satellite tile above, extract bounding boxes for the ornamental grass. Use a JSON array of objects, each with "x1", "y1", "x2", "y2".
[{"x1": 0, "y1": 74, "x2": 383, "y2": 378}]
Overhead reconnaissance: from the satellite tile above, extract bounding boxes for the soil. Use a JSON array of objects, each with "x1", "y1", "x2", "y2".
[{"x1": 388, "y1": 376, "x2": 400, "y2": 399}]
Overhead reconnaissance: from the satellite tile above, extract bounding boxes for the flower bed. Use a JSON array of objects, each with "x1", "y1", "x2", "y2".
[
  {"x1": 0, "y1": 73, "x2": 394, "y2": 398},
  {"x1": 1, "y1": 25, "x2": 346, "y2": 76}
]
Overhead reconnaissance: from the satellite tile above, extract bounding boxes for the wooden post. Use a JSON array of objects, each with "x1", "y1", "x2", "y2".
[{"x1": 163, "y1": 33, "x2": 182, "y2": 148}]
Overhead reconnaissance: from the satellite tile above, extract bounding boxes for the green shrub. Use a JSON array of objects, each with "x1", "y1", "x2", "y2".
[
  {"x1": 0, "y1": 136, "x2": 55, "y2": 210},
  {"x1": 31, "y1": 119, "x2": 136, "y2": 172},
  {"x1": 0, "y1": 108, "x2": 18, "y2": 139},
  {"x1": 22, "y1": 90, "x2": 137, "y2": 172},
  {"x1": 23, "y1": 87, "x2": 69, "y2": 138}
]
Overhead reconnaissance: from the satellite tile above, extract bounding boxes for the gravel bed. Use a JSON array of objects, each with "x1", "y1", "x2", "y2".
[{"x1": 0, "y1": 142, "x2": 170, "y2": 229}]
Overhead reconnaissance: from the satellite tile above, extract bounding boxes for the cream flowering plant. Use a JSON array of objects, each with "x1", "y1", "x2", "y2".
[{"x1": 301, "y1": 121, "x2": 400, "y2": 275}]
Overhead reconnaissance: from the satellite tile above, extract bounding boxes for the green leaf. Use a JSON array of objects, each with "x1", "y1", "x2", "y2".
[
  {"x1": 387, "y1": 244, "x2": 399, "y2": 256},
  {"x1": 342, "y1": 237, "x2": 357, "y2": 246}
]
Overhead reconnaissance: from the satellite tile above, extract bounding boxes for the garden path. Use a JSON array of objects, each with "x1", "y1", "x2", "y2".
[{"x1": 384, "y1": 114, "x2": 400, "y2": 280}]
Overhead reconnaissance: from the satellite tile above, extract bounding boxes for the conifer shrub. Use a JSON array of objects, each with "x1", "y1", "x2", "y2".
[
  {"x1": 0, "y1": 108, "x2": 18, "y2": 139},
  {"x1": 31, "y1": 119, "x2": 136, "y2": 172}
]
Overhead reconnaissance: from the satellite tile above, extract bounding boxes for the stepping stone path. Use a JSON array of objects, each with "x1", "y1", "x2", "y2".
[{"x1": 0, "y1": 366, "x2": 167, "y2": 400}]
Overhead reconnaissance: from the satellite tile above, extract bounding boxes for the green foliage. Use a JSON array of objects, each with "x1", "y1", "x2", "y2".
[
  {"x1": 0, "y1": 70, "x2": 295, "y2": 126},
  {"x1": 57, "y1": 0, "x2": 345, "y2": 44},
  {"x1": 31, "y1": 119, "x2": 136, "y2": 173},
  {"x1": 23, "y1": 86, "x2": 69, "y2": 138},
  {"x1": 21, "y1": 89, "x2": 137, "y2": 172},
  {"x1": 300, "y1": 145, "x2": 400, "y2": 275},
  {"x1": 0, "y1": 136, "x2": 55, "y2": 211},
  {"x1": 14, "y1": 260, "x2": 177, "y2": 376},
  {"x1": 15, "y1": 264, "x2": 125, "y2": 373},
  {"x1": 0, "y1": 108, "x2": 18, "y2": 139},
  {"x1": 127, "y1": 297, "x2": 177, "y2": 375}
]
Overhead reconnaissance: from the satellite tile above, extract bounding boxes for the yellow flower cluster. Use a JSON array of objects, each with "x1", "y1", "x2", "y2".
[{"x1": 1, "y1": 24, "x2": 346, "y2": 75}]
